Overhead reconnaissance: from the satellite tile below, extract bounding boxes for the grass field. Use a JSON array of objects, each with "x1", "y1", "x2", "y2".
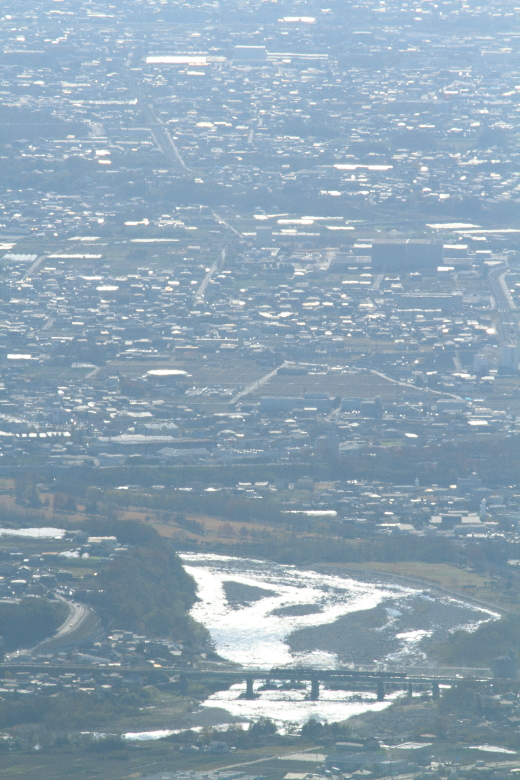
[{"x1": 326, "y1": 561, "x2": 516, "y2": 613}]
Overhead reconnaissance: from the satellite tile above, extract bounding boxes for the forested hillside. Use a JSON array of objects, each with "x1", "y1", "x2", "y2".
[
  {"x1": 82, "y1": 519, "x2": 209, "y2": 646},
  {"x1": 0, "y1": 598, "x2": 68, "y2": 653}
]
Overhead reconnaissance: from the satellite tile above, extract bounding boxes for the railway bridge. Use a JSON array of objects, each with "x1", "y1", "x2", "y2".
[
  {"x1": 0, "y1": 662, "x2": 492, "y2": 702},
  {"x1": 175, "y1": 665, "x2": 492, "y2": 702}
]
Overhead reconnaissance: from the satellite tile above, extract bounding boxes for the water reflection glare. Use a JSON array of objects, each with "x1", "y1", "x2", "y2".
[{"x1": 182, "y1": 553, "x2": 494, "y2": 728}]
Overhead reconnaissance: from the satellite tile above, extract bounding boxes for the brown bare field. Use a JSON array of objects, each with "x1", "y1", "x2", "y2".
[{"x1": 150, "y1": 512, "x2": 280, "y2": 546}]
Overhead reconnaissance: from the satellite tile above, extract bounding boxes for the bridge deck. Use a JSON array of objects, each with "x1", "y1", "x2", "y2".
[{"x1": 0, "y1": 662, "x2": 493, "y2": 684}]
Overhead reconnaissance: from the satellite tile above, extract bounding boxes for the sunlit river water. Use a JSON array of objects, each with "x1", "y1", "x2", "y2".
[
  {"x1": 4, "y1": 528, "x2": 498, "y2": 735},
  {"x1": 180, "y1": 552, "x2": 498, "y2": 730}
]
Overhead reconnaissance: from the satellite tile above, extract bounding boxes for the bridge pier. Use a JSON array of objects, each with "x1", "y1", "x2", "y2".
[
  {"x1": 377, "y1": 680, "x2": 385, "y2": 702},
  {"x1": 179, "y1": 672, "x2": 188, "y2": 695},
  {"x1": 432, "y1": 681, "x2": 440, "y2": 700},
  {"x1": 408, "y1": 682, "x2": 413, "y2": 699},
  {"x1": 310, "y1": 677, "x2": 320, "y2": 700},
  {"x1": 245, "y1": 676, "x2": 255, "y2": 699}
]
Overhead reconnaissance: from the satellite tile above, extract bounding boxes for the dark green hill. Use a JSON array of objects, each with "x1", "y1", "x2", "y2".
[
  {"x1": 0, "y1": 598, "x2": 68, "y2": 653},
  {"x1": 82, "y1": 519, "x2": 209, "y2": 646}
]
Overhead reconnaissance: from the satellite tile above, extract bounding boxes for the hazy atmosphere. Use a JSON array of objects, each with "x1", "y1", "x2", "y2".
[{"x1": 2, "y1": 0, "x2": 520, "y2": 778}]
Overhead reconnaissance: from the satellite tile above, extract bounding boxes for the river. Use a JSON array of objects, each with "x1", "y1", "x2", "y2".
[{"x1": 180, "y1": 553, "x2": 497, "y2": 730}]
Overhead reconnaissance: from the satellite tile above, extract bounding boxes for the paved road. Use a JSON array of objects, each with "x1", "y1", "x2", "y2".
[
  {"x1": 195, "y1": 247, "x2": 227, "y2": 301},
  {"x1": 211, "y1": 209, "x2": 243, "y2": 239},
  {"x1": 230, "y1": 361, "x2": 289, "y2": 405},
  {"x1": 42, "y1": 596, "x2": 101, "y2": 651},
  {"x1": 123, "y1": 57, "x2": 190, "y2": 173},
  {"x1": 489, "y1": 264, "x2": 514, "y2": 313},
  {"x1": 150, "y1": 119, "x2": 190, "y2": 172},
  {"x1": 488, "y1": 263, "x2": 519, "y2": 354},
  {"x1": 53, "y1": 596, "x2": 90, "y2": 640},
  {"x1": 22, "y1": 254, "x2": 46, "y2": 281},
  {"x1": 372, "y1": 273, "x2": 384, "y2": 290},
  {"x1": 368, "y1": 368, "x2": 463, "y2": 401}
]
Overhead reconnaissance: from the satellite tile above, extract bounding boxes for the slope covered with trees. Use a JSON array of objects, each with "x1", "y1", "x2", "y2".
[
  {"x1": 0, "y1": 598, "x2": 68, "y2": 653},
  {"x1": 83, "y1": 519, "x2": 209, "y2": 646},
  {"x1": 96, "y1": 545, "x2": 208, "y2": 643}
]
